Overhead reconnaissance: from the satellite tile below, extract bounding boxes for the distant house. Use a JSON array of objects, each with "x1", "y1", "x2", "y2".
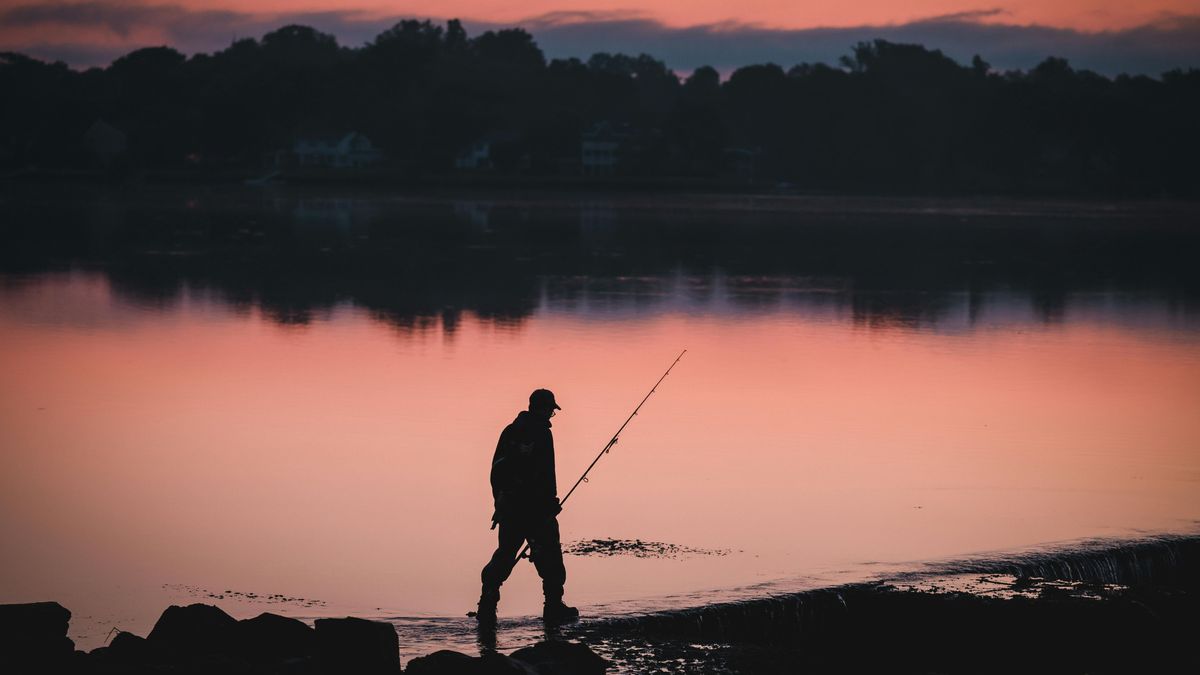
[
  {"x1": 83, "y1": 119, "x2": 127, "y2": 168},
  {"x1": 453, "y1": 200, "x2": 493, "y2": 230},
  {"x1": 581, "y1": 122, "x2": 631, "y2": 176},
  {"x1": 292, "y1": 133, "x2": 382, "y2": 169},
  {"x1": 455, "y1": 139, "x2": 493, "y2": 170},
  {"x1": 454, "y1": 131, "x2": 524, "y2": 171},
  {"x1": 723, "y1": 146, "x2": 762, "y2": 182}
]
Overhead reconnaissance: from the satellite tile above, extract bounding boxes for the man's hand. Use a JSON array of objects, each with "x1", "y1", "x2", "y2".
[{"x1": 550, "y1": 498, "x2": 563, "y2": 517}]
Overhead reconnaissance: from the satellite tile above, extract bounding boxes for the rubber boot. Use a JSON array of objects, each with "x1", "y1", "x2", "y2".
[
  {"x1": 542, "y1": 599, "x2": 579, "y2": 624},
  {"x1": 476, "y1": 586, "x2": 499, "y2": 625}
]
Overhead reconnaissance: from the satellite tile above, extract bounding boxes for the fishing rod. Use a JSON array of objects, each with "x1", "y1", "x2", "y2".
[{"x1": 516, "y1": 348, "x2": 686, "y2": 564}]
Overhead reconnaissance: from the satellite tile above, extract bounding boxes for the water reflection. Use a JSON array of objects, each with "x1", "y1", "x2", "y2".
[
  {"x1": 1, "y1": 189, "x2": 1199, "y2": 654},
  {"x1": 3, "y1": 188, "x2": 1199, "y2": 337},
  {"x1": 3, "y1": 270, "x2": 1196, "y2": 343}
]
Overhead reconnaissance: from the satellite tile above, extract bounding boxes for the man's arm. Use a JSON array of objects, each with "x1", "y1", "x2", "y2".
[{"x1": 542, "y1": 428, "x2": 561, "y2": 515}]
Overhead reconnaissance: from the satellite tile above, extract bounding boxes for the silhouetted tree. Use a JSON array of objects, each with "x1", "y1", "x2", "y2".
[{"x1": 0, "y1": 26, "x2": 1197, "y2": 195}]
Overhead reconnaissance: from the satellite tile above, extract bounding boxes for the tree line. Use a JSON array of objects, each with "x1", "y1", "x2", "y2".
[{"x1": 2, "y1": 20, "x2": 1198, "y2": 195}]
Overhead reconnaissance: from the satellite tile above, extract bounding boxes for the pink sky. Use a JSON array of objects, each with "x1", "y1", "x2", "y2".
[
  {"x1": 129, "y1": 1, "x2": 1198, "y2": 30},
  {"x1": 2, "y1": 0, "x2": 1198, "y2": 73}
]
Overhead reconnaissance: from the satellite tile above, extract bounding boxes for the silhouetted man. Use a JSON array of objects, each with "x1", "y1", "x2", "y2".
[{"x1": 477, "y1": 389, "x2": 579, "y2": 625}]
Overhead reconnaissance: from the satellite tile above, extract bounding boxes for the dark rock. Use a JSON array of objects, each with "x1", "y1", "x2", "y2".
[
  {"x1": 0, "y1": 601, "x2": 72, "y2": 641},
  {"x1": 92, "y1": 624, "x2": 253, "y2": 674},
  {"x1": 88, "y1": 607, "x2": 320, "y2": 674},
  {"x1": 404, "y1": 650, "x2": 537, "y2": 675},
  {"x1": 509, "y1": 641, "x2": 608, "y2": 675},
  {"x1": 404, "y1": 649, "x2": 480, "y2": 674},
  {"x1": 110, "y1": 631, "x2": 148, "y2": 651},
  {"x1": 236, "y1": 612, "x2": 315, "y2": 662},
  {"x1": 313, "y1": 616, "x2": 399, "y2": 674},
  {"x1": 106, "y1": 630, "x2": 151, "y2": 663},
  {"x1": 146, "y1": 603, "x2": 238, "y2": 656},
  {"x1": 481, "y1": 651, "x2": 539, "y2": 675},
  {"x1": 87, "y1": 631, "x2": 178, "y2": 674},
  {"x1": 70, "y1": 649, "x2": 94, "y2": 671},
  {"x1": 0, "y1": 601, "x2": 75, "y2": 670}
]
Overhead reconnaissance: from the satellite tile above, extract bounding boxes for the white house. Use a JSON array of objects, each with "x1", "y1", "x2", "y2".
[
  {"x1": 292, "y1": 133, "x2": 382, "y2": 169},
  {"x1": 581, "y1": 122, "x2": 630, "y2": 176},
  {"x1": 455, "y1": 139, "x2": 492, "y2": 170},
  {"x1": 455, "y1": 131, "x2": 526, "y2": 171},
  {"x1": 83, "y1": 119, "x2": 127, "y2": 167}
]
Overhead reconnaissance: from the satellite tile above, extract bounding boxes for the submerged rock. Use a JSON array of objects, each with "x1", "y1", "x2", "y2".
[
  {"x1": 564, "y1": 538, "x2": 732, "y2": 559},
  {"x1": 314, "y1": 616, "x2": 400, "y2": 674},
  {"x1": 404, "y1": 649, "x2": 533, "y2": 674},
  {"x1": 510, "y1": 640, "x2": 608, "y2": 675},
  {"x1": 0, "y1": 601, "x2": 75, "y2": 670},
  {"x1": 405, "y1": 647, "x2": 590, "y2": 675},
  {"x1": 405, "y1": 649, "x2": 479, "y2": 674}
]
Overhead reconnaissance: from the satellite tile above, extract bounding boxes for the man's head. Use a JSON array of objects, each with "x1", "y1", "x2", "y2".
[{"x1": 529, "y1": 389, "x2": 562, "y2": 419}]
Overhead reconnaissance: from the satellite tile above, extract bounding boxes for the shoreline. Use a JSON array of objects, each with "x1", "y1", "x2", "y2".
[
  {"x1": 5, "y1": 533, "x2": 1198, "y2": 672},
  {"x1": 4, "y1": 172, "x2": 1200, "y2": 208},
  {"x1": 4, "y1": 181, "x2": 1199, "y2": 229}
]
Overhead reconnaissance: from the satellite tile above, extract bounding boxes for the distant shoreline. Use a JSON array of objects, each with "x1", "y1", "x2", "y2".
[
  {"x1": 4, "y1": 167, "x2": 1199, "y2": 203},
  {"x1": 4, "y1": 175, "x2": 1200, "y2": 217}
]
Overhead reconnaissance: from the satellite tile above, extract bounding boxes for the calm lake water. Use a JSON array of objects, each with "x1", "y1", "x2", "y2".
[{"x1": 2, "y1": 189, "x2": 1199, "y2": 655}]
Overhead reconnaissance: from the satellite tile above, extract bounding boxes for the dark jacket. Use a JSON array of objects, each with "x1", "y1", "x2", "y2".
[{"x1": 490, "y1": 410, "x2": 558, "y2": 521}]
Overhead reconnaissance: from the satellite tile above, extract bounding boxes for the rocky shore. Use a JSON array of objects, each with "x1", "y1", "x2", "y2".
[
  {"x1": 0, "y1": 601, "x2": 607, "y2": 674},
  {"x1": 3, "y1": 535, "x2": 1197, "y2": 674}
]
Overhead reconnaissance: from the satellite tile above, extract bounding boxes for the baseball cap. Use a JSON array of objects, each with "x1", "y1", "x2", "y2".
[{"x1": 529, "y1": 388, "x2": 562, "y2": 410}]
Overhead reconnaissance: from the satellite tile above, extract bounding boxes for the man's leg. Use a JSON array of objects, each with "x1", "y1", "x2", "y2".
[
  {"x1": 528, "y1": 517, "x2": 575, "y2": 622},
  {"x1": 527, "y1": 516, "x2": 566, "y2": 599},
  {"x1": 478, "y1": 520, "x2": 526, "y2": 621}
]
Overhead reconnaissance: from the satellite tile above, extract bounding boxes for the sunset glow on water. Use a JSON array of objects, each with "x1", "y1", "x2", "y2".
[
  {"x1": 2, "y1": 0, "x2": 1199, "y2": 662},
  {"x1": 3, "y1": 268, "x2": 1198, "y2": 651}
]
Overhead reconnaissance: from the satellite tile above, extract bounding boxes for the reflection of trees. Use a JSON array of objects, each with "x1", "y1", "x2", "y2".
[
  {"x1": 2, "y1": 193, "x2": 1198, "y2": 334},
  {"x1": 850, "y1": 292, "x2": 959, "y2": 330}
]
